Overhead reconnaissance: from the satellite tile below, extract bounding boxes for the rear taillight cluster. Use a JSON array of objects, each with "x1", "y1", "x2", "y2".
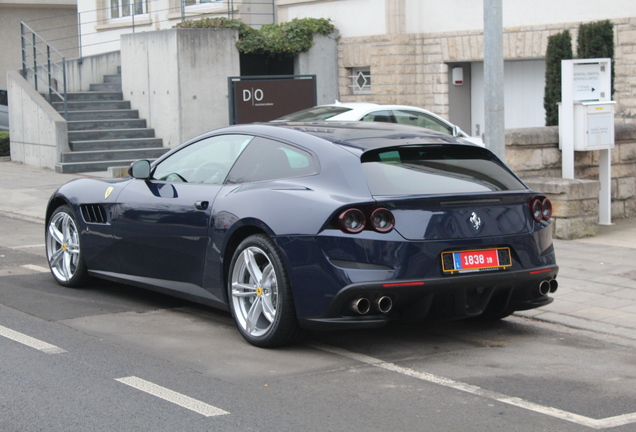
[
  {"x1": 337, "y1": 207, "x2": 395, "y2": 234},
  {"x1": 529, "y1": 196, "x2": 552, "y2": 222}
]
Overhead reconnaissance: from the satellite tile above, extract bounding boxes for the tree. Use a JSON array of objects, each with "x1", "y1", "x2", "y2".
[
  {"x1": 577, "y1": 20, "x2": 615, "y2": 96},
  {"x1": 544, "y1": 30, "x2": 573, "y2": 126}
]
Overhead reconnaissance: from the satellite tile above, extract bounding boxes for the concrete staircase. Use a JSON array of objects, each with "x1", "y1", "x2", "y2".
[{"x1": 53, "y1": 69, "x2": 168, "y2": 174}]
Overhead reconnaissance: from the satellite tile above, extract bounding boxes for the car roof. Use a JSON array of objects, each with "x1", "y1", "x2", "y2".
[{"x1": 223, "y1": 121, "x2": 472, "y2": 152}]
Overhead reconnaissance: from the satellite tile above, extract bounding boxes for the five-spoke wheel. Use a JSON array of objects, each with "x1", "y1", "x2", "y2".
[
  {"x1": 228, "y1": 235, "x2": 303, "y2": 347},
  {"x1": 46, "y1": 206, "x2": 88, "y2": 287}
]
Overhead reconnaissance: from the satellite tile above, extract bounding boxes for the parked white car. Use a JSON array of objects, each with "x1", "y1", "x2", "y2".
[{"x1": 276, "y1": 102, "x2": 483, "y2": 146}]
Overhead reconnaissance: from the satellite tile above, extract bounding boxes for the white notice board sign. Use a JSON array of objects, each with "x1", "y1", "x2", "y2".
[{"x1": 573, "y1": 63, "x2": 603, "y2": 101}]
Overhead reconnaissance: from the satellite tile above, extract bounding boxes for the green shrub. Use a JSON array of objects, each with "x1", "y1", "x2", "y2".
[
  {"x1": 544, "y1": 30, "x2": 573, "y2": 126},
  {"x1": 176, "y1": 17, "x2": 335, "y2": 57},
  {"x1": 577, "y1": 19, "x2": 615, "y2": 96},
  {"x1": 0, "y1": 131, "x2": 9, "y2": 157}
]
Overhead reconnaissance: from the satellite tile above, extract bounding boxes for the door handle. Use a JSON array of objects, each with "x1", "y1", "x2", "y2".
[{"x1": 195, "y1": 201, "x2": 209, "y2": 210}]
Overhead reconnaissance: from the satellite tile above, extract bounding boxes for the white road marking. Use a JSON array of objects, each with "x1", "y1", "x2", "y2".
[
  {"x1": 0, "y1": 324, "x2": 66, "y2": 354},
  {"x1": 12, "y1": 244, "x2": 45, "y2": 249},
  {"x1": 308, "y1": 341, "x2": 636, "y2": 430},
  {"x1": 21, "y1": 264, "x2": 50, "y2": 273},
  {"x1": 115, "y1": 376, "x2": 230, "y2": 417}
]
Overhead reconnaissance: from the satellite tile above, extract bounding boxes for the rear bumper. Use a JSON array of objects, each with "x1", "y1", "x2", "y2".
[{"x1": 298, "y1": 265, "x2": 558, "y2": 331}]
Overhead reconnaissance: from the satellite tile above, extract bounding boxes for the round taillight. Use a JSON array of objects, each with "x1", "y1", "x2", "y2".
[
  {"x1": 338, "y1": 209, "x2": 366, "y2": 233},
  {"x1": 541, "y1": 198, "x2": 552, "y2": 221},
  {"x1": 530, "y1": 198, "x2": 542, "y2": 223},
  {"x1": 370, "y1": 208, "x2": 395, "y2": 233}
]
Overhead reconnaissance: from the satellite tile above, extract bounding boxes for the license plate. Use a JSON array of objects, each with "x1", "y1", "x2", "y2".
[{"x1": 441, "y1": 248, "x2": 511, "y2": 274}]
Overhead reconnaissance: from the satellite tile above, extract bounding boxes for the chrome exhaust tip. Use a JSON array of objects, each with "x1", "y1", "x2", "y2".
[
  {"x1": 350, "y1": 298, "x2": 371, "y2": 315},
  {"x1": 538, "y1": 280, "x2": 550, "y2": 296},
  {"x1": 549, "y1": 279, "x2": 558, "y2": 293},
  {"x1": 375, "y1": 296, "x2": 393, "y2": 314}
]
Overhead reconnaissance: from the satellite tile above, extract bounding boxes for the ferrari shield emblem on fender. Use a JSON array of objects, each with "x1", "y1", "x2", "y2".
[
  {"x1": 104, "y1": 187, "x2": 114, "y2": 199},
  {"x1": 469, "y1": 211, "x2": 482, "y2": 232}
]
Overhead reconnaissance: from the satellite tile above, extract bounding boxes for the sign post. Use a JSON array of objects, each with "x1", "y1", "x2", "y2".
[{"x1": 559, "y1": 58, "x2": 614, "y2": 225}]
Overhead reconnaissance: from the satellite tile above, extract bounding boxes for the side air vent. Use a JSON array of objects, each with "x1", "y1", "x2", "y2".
[{"x1": 80, "y1": 204, "x2": 108, "y2": 224}]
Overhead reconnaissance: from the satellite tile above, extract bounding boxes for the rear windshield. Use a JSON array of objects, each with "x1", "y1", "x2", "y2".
[
  {"x1": 277, "y1": 106, "x2": 352, "y2": 121},
  {"x1": 361, "y1": 145, "x2": 526, "y2": 196}
]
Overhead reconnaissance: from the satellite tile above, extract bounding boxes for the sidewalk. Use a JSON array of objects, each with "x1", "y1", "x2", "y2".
[{"x1": 1, "y1": 160, "x2": 636, "y2": 340}]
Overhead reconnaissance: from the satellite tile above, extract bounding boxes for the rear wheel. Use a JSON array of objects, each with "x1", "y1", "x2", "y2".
[
  {"x1": 45, "y1": 205, "x2": 89, "y2": 287},
  {"x1": 228, "y1": 234, "x2": 304, "y2": 347}
]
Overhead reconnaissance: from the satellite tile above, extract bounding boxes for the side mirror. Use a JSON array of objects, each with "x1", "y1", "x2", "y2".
[
  {"x1": 452, "y1": 125, "x2": 461, "y2": 137},
  {"x1": 129, "y1": 160, "x2": 151, "y2": 179}
]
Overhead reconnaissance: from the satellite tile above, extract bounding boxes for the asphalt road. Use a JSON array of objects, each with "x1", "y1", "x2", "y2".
[{"x1": 1, "y1": 214, "x2": 636, "y2": 432}]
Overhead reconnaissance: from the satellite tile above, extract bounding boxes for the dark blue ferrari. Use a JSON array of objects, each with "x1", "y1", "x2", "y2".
[{"x1": 45, "y1": 122, "x2": 558, "y2": 347}]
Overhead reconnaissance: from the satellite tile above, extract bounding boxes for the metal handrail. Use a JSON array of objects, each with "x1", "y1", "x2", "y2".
[{"x1": 20, "y1": 22, "x2": 68, "y2": 119}]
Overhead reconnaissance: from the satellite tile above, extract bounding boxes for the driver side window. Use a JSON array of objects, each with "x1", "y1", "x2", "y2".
[{"x1": 152, "y1": 134, "x2": 253, "y2": 184}]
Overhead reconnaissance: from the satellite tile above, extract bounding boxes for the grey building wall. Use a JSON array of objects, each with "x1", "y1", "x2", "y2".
[{"x1": 1, "y1": 3, "x2": 79, "y2": 89}]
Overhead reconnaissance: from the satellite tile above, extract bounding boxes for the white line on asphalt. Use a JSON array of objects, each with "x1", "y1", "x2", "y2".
[
  {"x1": 307, "y1": 341, "x2": 636, "y2": 430},
  {"x1": 12, "y1": 244, "x2": 45, "y2": 249},
  {"x1": 21, "y1": 264, "x2": 50, "y2": 273},
  {"x1": 115, "y1": 376, "x2": 230, "y2": 417},
  {"x1": 0, "y1": 324, "x2": 66, "y2": 354}
]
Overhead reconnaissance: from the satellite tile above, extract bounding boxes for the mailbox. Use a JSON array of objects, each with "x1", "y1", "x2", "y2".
[{"x1": 573, "y1": 101, "x2": 616, "y2": 151}]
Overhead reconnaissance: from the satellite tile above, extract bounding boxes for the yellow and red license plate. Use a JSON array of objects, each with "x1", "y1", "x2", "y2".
[{"x1": 441, "y1": 248, "x2": 511, "y2": 274}]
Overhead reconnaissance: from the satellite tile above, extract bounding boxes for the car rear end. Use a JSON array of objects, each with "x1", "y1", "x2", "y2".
[{"x1": 290, "y1": 141, "x2": 558, "y2": 330}]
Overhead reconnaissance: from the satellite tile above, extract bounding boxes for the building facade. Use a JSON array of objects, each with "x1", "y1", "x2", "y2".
[{"x1": 279, "y1": 0, "x2": 636, "y2": 136}]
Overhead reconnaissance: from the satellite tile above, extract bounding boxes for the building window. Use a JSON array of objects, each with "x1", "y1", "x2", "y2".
[
  {"x1": 110, "y1": 0, "x2": 148, "y2": 19},
  {"x1": 184, "y1": 0, "x2": 221, "y2": 5},
  {"x1": 349, "y1": 67, "x2": 371, "y2": 94}
]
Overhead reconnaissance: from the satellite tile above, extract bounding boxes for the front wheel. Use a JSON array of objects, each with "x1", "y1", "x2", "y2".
[
  {"x1": 45, "y1": 205, "x2": 89, "y2": 287},
  {"x1": 228, "y1": 234, "x2": 304, "y2": 347}
]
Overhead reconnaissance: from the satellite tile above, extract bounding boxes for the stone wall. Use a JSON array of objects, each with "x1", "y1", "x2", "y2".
[
  {"x1": 507, "y1": 123, "x2": 636, "y2": 222},
  {"x1": 337, "y1": 17, "x2": 636, "y2": 123}
]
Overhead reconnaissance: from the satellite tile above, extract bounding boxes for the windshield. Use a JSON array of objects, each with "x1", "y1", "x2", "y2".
[
  {"x1": 277, "y1": 106, "x2": 352, "y2": 121},
  {"x1": 361, "y1": 145, "x2": 526, "y2": 196}
]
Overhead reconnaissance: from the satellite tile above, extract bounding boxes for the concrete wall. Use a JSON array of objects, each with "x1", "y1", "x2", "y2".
[
  {"x1": 295, "y1": 32, "x2": 340, "y2": 105},
  {"x1": 7, "y1": 70, "x2": 68, "y2": 169},
  {"x1": 25, "y1": 51, "x2": 121, "y2": 94},
  {"x1": 120, "y1": 28, "x2": 240, "y2": 148}
]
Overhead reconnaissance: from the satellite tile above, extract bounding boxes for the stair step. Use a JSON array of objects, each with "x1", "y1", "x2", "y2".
[
  {"x1": 70, "y1": 137, "x2": 164, "y2": 151},
  {"x1": 60, "y1": 147, "x2": 168, "y2": 163},
  {"x1": 63, "y1": 91, "x2": 123, "y2": 101},
  {"x1": 68, "y1": 128, "x2": 157, "y2": 141},
  {"x1": 65, "y1": 109, "x2": 139, "y2": 121},
  {"x1": 68, "y1": 119, "x2": 147, "y2": 131},
  {"x1": 54, "y1": 100, "x2": 131, "y2": 111},
  {"x1": 55, "y1": 158, "x2": 159, "y2": 174},
  {"x1": 89, "y1": 83, "x2": 123, "y2": 92},
  {"x1": 103, "y1": 74, "x2": 122, "y2": 84}
]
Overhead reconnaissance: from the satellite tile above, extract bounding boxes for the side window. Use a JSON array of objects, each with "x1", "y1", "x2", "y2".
[
  {"x1": 152, "y1": 134, "x2": 253, "y2": 184},
  {"x1": 393, "y1": 110, "x2": 453, "y2": 135},
  {"x1": 0, "y1": 90, "x2": 7, "y2": 106},
  {"x1": 361, "y1": 110, "x2": 395, "y2": 123},
  {"x1": 227, "y1": 137, "x2": 317, "y2": 184}
]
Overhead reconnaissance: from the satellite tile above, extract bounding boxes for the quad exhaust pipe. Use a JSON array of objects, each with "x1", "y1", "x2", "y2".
[
  {"x1": 350, "y1": 298, "x2": 371, "y2": 315},
  {"x1": 350, "y1": 296, "x2": 393, "y2": 315},
  {"x1": 375, "y1": 296, "x2": 393, "y2": 314}
]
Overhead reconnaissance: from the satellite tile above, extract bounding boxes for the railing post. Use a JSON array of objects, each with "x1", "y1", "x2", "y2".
[
  {"x1": 32, "y1": 32, "x2": 38, "y2": 91},
  {"x1": 47, "y1": 45, "x2": 52, "y2": 102},
  {"x1": 62, "y1": 59, "x2": 68, "y2": 120},
  {"x1": 20, "y1": 23, "x2": 27, "y2": 78},
  {"x1": 77, "y1": 12, "x2": 83, "y2": 61}
]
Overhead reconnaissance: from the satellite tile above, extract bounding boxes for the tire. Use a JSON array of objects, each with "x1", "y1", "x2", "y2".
[
  {"x1": 228, "y1": 234, "x2": 305, "y2": 347},
  {"x1": 45, "y1": 205, "x2": 89, "y2": 287}
]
